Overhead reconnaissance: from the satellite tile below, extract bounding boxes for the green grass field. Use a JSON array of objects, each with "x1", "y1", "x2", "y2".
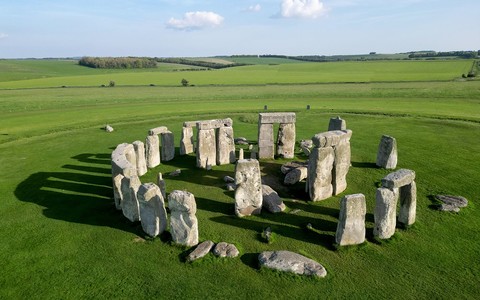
[{"x1": 0, "y1": 59, "x2": 479, "y2": 299}]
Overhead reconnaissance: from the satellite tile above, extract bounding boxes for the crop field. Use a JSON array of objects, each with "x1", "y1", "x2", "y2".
[{"x1": 0, "y1": 59, "x2": 479, "y2": 299}]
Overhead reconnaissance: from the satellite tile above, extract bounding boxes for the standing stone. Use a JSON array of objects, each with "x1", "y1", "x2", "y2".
[
  {"x1": 335, "y1": 194, "x2": 366, "y2": 246},
  {"x1": 132, "y1": 141, "x2": 147, "y2": 176},
  {"x1": 197, "y1": 129, "x2": 217, "y2": 169},
  {"x1": 376, "y1": 135, "x2": 397, "y2": 169},
  {"x1": 277, "y1": 123, "x2": 296, "y2": 159},
  {"x1": 145, "y1": 135, "x2": 160, "y2": 168},
  {"x1": 234, "y1": 159, "x2": 263, "y2": 217},
  {"x1": 138, "y1": 183, "x2": 168, "y2": 237},
  {"x1": 332, "y1": 133, "x2": 351, "y2": 195},
  {"x1": 121, "y1": 175, "x2": 142, "y2": 222},
  {"x1": 238, "y1": 148, "x2": 244, "y2": 160},
  {"x1": 307, "y1": 147, "x2": 335, "y2": 201},
  {"x1": 180, "y1": 126, "x2": 195, "y2": 155},
  {"x1": 217, "y1": 126, "x2": 236, "y2": 165},
  {"x1": 111, "y1": 143, "x2": 137, "y2": 178},
  {"x1": 374, "y1": 187, "x2": 398, "y2": 239},
  {"x1": 328, "y1": 116, "x2": 346, "y2": 131},
  {"x1": 398, "y1": 181, "x2": 417, "y2": 226},
  {"x1": 157, "y1": 172, "x2": 166, "y2": 200},
  {"x1": 112, "y1": 173, "x2": 124, "y2": 210},
  {"x1": 258, "y1": 123, "x2": 274, "y2": 159},
  {"x1": 262, "y1": 185, "x2": 286, "y2": 213},
  {"x1": 160, "y1": 131, "x2": 175, "y2": 162},
  {"x1": 168, "y1": 190, "x2": 198, "y2": 246}
]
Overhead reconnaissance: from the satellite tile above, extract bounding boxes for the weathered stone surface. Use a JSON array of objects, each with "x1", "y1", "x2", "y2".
[
  {"x1": 328, "y1": 116, "x2": 346, "y2": 131},
  {"x1": 277, "y1": 123, "x2": 296, "y2": 159},
  {"x1": 307, "y1": 147, "x2": 335, "y2": 201},
  {"x1": 235, "y1": 159, "x2": 263, "y2": 217},
  {"x1": 250, "y1": 150, "x2": 257, "y2": 159},
  {"x1": 212, "y1": 242, "x2": 239, "y2": 258},
  {"x1": 332, "y1": 136, "x2": 351, "y2": 195},
  {"x1": 183, "y1": 121, "x2": 198, "y2": 128},
  {"x1": 168, "y1": 190, "x2": 198, "y2": 247},
  {"x1": 121, "y1": 175, "x2": 142, "y2": 222},
  {"x1": 186, "y1": 240, "x2": 214, "y2": 262},
  {"x1": 148, "y1": 126, "x2": 168, "y2": 136},
  {"x1": 157, "y1": 173, "x2": 166, "y2": 200},
  {"x1": 238, "y1": 148, "x2": 244, "y2": 160},
  {"x1": 258, "y1": 251, "x2": 327, "y2": 278},
  {"x1": 138, "y1": 183, "x2": 167, "y2": 237},
  {"x1": 105, "y1": 125, "x2": 114, "y2": 132},
  {"x1": 180, "y1": 126, "x2": 195, "y2": 155},
  {"x1": 111, "y1": 143, "x2": 137, "y2": 178},
  {"x1": 435, "y1": 195, "x2": 468, "y2": 212},
  {"x1": 217, "y1": 126, "x2": 236, "y2": 165},
  {"x1": 374, "y1": 187, "x2": 398, "y2": 239},
  {"x1": 281, "y1": 161, "x2": 308, "y2": 174},
  {"x1": 398, "y1": 181, "x2": 417, "y2": 225},
  {"x1": 196, "y1": 118, "x2": 233, "y2": 130},
  {"x1": 335, "y1": 194, "x2": 366, "y2": 246},
  {"x1": 300, "y1": 139, "x2": 313, "y2": 156},
  {"x1": 197, "y1": 128, "x2": 217, "y2": 169},
  {"x1": 226, "y1": 183, "x2": 236, "y2": 191},
  {"x1": 132, "y1": 141, "x2": 147, "y2": 176},
  {"x1": 224, "y1": 175, "x2": 235, "y2": 183},
  {"x1": 376, "y1": 135, "x2": 397, "y2": 169},
  {"x1": 113, "y1": 173, "x2": 124, "y2": 210},
  {"x1": 258, "y1": 112, "x2": 296, "y2": 124},
  {"x1": 234, "y1": 137, "x2": 249, "y2": 145},
  {"x1": 284, "y1": 166, "x2": 308, "y2": 185},
  {"x1": 381, "y1": 169, "x2": 415, "y2": 189},
  {"x1": 160, "y1": 131, "x2": 175, "y2": 162},
  {"x1": 169, "y1": 169, "x2": 181, "y2": 177},
  {"x1": 258, "y1": 123, "x2": 274, "y2": 159},
  {"x1": 145, "y1": 135, "x2": 160, "y2": 168},
  {"x1": 312, "y1": 130, "x2": 352, "y2": 148},
  {"x1": 262, "y1": 185, "x2": 286, "y2": 213}
]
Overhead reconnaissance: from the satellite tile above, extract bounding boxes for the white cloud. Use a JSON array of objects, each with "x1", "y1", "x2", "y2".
[
  {"x1": 246, "y1": 4, "x2": 261, "y2": 12},
  {"x1": 0, "y1": 33, "x2": 8, "y2": 39},
  {"x1": 280, "y1": 0, "x2": 326, "y2": 19},
  {"x1": 166, "y1": 11, "x2": 224, "y2": 30}
]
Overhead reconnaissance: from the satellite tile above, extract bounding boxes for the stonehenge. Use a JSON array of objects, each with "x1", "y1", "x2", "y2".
[
  {"x1": 335, "y1": 194, "x2": 366, "y2": 246},
  {"x1": 234, "y1": 159, "x2": 263, "y2": 217},
  {"x1": 168, "y1": 190, "x2": 199, "y2": 247},
  {"x1": 138, "y1": 183, "x2": 168, "y2": 238},
  {"x1": 376, "y1": 135, "x2": 397, "y2": 169},
  {"x1": 258, "y1": 112, "x2": 296, "y2": 159}
]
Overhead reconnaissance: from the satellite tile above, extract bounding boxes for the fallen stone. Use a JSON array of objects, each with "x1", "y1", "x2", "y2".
[
  {"x1": 284, "y1": 166, "x2": 308, "y2": 185},
  {"x1": 168, "y1": 190, "x2": 198, "y2": 247},
  {"x1": 258, "y1": 251, "x2": 327, "y2": 278},
  {"x1": 262, "y1": 227, "x2": 273, "y2": 243},
  {"x1": 381, "y1": 169, "x2": 415, "y2": 189},
  {"x1": 137, "y1": 183, "x2": 167, "y2": 237},
  {"x1": 224, "y1": 175, "x2": 235, "y2": 183},
  {"x1": 226, "y1": 183, "x2": 236, "y2": 191},
  {"x1": 435, "y1": 195, "x2": 468, "y2": 212},
  {"x1": 376, "y1": 135, "x2": 397, "y2": 169},
  {"x1": 335, "y1": 194, "x2": 366, "y2": 246},
  {"x1": 212, "y1": 242, "x2": 239, "y2": 258},
  {"x1": 281, "y1": 161, "x2": 308, "y2": 174},
  {"x1": 262, "y1": 185, "x2": 286, "y2": 213},
  {"x1": 300, "y1": 139, "x2": 313, "y2": 149},
  {"x1": 105, "y1": 125, "x2": 114, "y2": 132},
  {"x1": 235, "y1": 159, "x2": 263, "y2": 217},
  {"x1": 169, "y1": 169, "x2": 181, "y2": 177},
  {"x1": 234, "y1": 137, "x2": 249, "y2": 145},
  {"x1": 186, "y1": 240, "x2": 214, "y2": 262}
]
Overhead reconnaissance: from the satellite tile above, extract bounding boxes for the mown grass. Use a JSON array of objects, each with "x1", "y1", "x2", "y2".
[{"x1": 0, "y1": 60, "x2": 479, "y2": 299}]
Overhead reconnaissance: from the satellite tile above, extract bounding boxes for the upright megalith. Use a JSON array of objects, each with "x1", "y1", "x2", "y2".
[
  {"x1": 160, "y1": 131, "x2": 175, "y2": 162},
  {"x1": 196, "y1": 128, "x2": 216, "y2": 169},
  {"x1": 180, "y1": 125, "x2": 195, "y2": 155},
  {"x1": 332, "y1": 131, "x2": 352, "y2": 195},
  {"x1": 376, "y1": 135, "x2": 397, "y2": 169},
  {"x1": 145, "y1": 135, "x2": 160, "y2": 168},
  {"x1": 217, "y1": 126, "x2": 236, "y2": 165},
  {"x1": 132, "y1": 141, "x2": 147, "y2": 176},
  {"x1": 112, "y1": 173, "x2": 124, "y2": 210},
  {"x1": 121, "y1": 175, "x2": 142, "y2": 222},
  {"x1": 328, "y1": 116, "x2": 346, "y2": 131},
  {"x1": 111, "y1": 143, "x2": 137, "y2": 210},
  {"x1": 373, "y1": 187, "x2": 398, "y2": 239},
  {"x1": 168, "y1": 190, "x2": 199, "y2": 246},
  {"x1": 258, "y1": 112, "x2": 296, "y2": 159},
  {"x1": 399, "y1": 181, "x2": 417, "y2": 225},
  {"x1": 157, "y1": 173, "x2": 166, "y2": 200},
  {"x1": 234, "y1": 159, "x2": 263, "y2": 217},
  {"x1": 195, "y1": 118, "x2": 234, "y2": 169},
  {"x1": 307, "y1": 147, "x2": 334, "y2": 201},
  {"x1": 138, "y1": 183, "x2": 168, "y2": 237},
  {"x1": 335, "y1": 194, "x2": 366, "y2": 246}
]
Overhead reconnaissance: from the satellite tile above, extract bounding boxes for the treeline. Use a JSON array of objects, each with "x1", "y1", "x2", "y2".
[
  {"x1": 155, "y1": 58, "x2": 247, "y2": 69},
  {"x1": 78, "y1": 57, "x2": 157, "y2": 69},
  {"x1": 408, "y1": 51, "x2": 479, "y2": 59},
  {"x1": 258, "y1": 54, "x2": 403, "y2": 62}
]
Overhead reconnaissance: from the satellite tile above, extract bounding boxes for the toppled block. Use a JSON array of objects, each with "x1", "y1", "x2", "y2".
[
  {"x1": 258, "y1": 251, "x2": 327, "y2": 278},
  {"x1": 262, "y1": 185, "x2": 286, "y2": 213}
]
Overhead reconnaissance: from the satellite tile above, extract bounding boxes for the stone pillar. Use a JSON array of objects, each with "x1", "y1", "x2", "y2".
[
  {"x1": 235, "y1": 159, "x2": 263, "y2": 217},
  {"x1": 168, "y1": 190, "x2": 198, "y2": 247},
  {"x1": 112, "y1": 173, "x2": 124, "y2": 210},
  {"x1": 145, "y1": 135, "x2": 160, "y2": 168},
  {"x1": 374, "y1": 187, "x2": 398, "y2": 239},
  {"x1": 138, "y1": 183, "x2": 168, "y2": 238},
  {"x1": 258, "y1": 123, "x2": 274, "y2": 159},
  {"x1": 157, "y1": 172, "x2": 166, "y2": 200},
  {"x1": 328, "y1": 116, "x2": 346, "y2": 131},
  {"x1": 121, "y1": 175, "x2": 142, "y2": 222},
  {"x1": 238, "y1": 148, "x2": 244, "y2": 160},
  {"x1": 307, "y1": 147, "x2": 334, "y2": 201},
  {"x1": 335, "y1": 193, "x2": 366, "y2": 246},
  {"x1": 398, "y1": 181, "x2": 417, "y2": 226},
  {"x1": 277, "y1": 123, "x2": 296, "y2": 159},
  {"x1": 160, "y1": 131, "x2": 175, "y2": 162},
  {"x1": 132, "y1": 141, "x2": 147, "y2": 176},
  {"x1": 376, "y1": 135, "x2": 397, "y2": 169},
  {"x1": 180, "y1": 126, "x2": 195, "y2": 155},
  {"x1": 332, "y1": 131, "x2": 352, "y2": 195},
  {"x1": 196, "y1": 129, "x2": 217, "y2": 169},
  {"x1": 217, "y1": 126, "x2": 236, "y2": 165}
]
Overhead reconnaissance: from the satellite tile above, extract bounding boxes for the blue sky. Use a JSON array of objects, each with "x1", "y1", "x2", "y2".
[{"x1": 0, "y1": 0, "x2": 478, "y2": 58}]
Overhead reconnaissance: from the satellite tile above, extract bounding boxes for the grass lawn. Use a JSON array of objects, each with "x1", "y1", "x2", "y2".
[{"x1": 0, "y1": 60, "x2": 479, "y2": 298}]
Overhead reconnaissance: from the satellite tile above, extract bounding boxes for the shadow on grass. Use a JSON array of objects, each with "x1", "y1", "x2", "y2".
[{"x1": 351, "y1": 161, "x2": 378, "y2": 169}]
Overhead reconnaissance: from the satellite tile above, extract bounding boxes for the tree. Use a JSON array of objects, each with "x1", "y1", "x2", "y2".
[{"x1": 181, "y1": 78, "x2": 189, "y2": 87}]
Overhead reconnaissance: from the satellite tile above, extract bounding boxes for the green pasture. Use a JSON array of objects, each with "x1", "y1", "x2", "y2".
[{"x1": 0, "y1": 60, "x2": 479, "y2": 298}]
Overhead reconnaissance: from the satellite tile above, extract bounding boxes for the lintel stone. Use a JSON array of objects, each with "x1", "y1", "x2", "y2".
[
  {"x1": 381, "y1": 169, "x2": 416, "y2": 189},
  {"x1": 258, "y1": 112, "x2": 296, "y2": 124}
]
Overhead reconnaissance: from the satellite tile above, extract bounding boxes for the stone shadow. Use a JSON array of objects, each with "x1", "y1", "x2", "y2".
[{"x1": 351, "y1": 161, "x2": 378, "y2": 169}]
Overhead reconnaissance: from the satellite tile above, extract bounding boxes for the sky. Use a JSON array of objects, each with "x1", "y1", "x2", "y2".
[{"x1": 0, "y1": 0, "x2": 479, "y2": 58}]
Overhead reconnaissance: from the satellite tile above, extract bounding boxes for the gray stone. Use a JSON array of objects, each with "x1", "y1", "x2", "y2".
[
  {"x1": 168, "y1": 190, "x2": 198, "y2": 247},
  {"x1": 374, "y1": 187, "x2": 398, "y2": 239},
  {"x1": 234, "y1": 159, "x2": 263, "y2": 217},
  {"x1": 180, "y1": 126, "x2": 195, "y2": 155},
  {"x1": 435, "y1": 195, "x2": 468, "y2": 212},
  {"x1": 258, "y1": 112, "x2": 296, "y2": 124},
  {"x1": 157, "y1": 173, "x2": 166, "y2": 200},
  {"x1": 186, "y1": 240, "x2": 215, "y2": 262},
  {"x1": 112, "y1": 173, "x2": 124, "y2": 210},
  {"x1": 121, "y1": 175, "x2": 142, "y2": 222},
  {"x1": 281, "y1": 161, "x2": 308, "y2": 174},
  {"x1": 105, "y1": 125, "x2": 114, "y2": 132},
  {"x1": 381, "y1": 169, "x2": 415, "y2": 189},
  {"x1": 332, "y1": 135, "x2": 351, "y2": 195},
  {"x1": 169, "y1": 169, "x2": 181, "y2": 177},
  {"x1": 250, "y1": 150, "x2": 257, "y2": 159},
  {"x1": 300, "y1": 139, "x2": 313, "y2": 149},
  {"x1": 335, "y1": 194, "x2": 366, "y2": 246},
  {"x1": 328, "y1": 116, "x2": 346, "y2": 131},
  {"x1": 284, "y1": 166, "x2": 308, "y2": 185},
  {"x1": 224, "y1": 175, "x2": 235, "y2": 183},
  {"x1": 307, "y1": 147, "x2": 334, "y2": 201},
  {"x1": 197, "y1": 128, "x2": 217, "y2": 169},
  {"x1": 132, "y1": 141, "x2": 147, "y2": 176},
  {"x1": 262, "y1": 227, "x2": 273, "y2": 243},
  {"x1": 226, "y1": 183, "x2": 236, "y2": 191},
  {"x1": 398, "y1": 181, "x2": 417, "y2": 225},
  {"x1": 145, "y1": 135, "x2": 160, "y2": 168},
  {"x1": 238, "y1": 148, "x2": 244, "y2": 160},
  {"x1": 217, "y1": 126, "x2": 236, "y2": 165},
  {"x1": 258, "y1": 123, "x2": 274, "y2": 159},
  {"x1": 312, "y1": 130, "x2": 352, "y2": 148},
  {"x1": 262, "y1": 185, "x2": 286, "y2": 213},
  {"x1": 277, "y1": 123, "x2": 296, "y2": 159},
  {"x1": 148, "y1": 126, "x2": 168, "y2": 136},
  {"x1": 258, "y1": 251, "x2": 327, "y2": 278},
  {"x1": 376, "y1": 135, "x2": 397, "y2": 169},
  {"x1": 212, "y1": 242, "x2": 239, "y2": 258},
  {"x1": 183, "y1": 121, "x2": 198, "y2": 128},
  {"x1": 111, "y1": 143, "x2": 137, "y2": 178},
  {"x1": 138, "y1": 183, "x2": 168, "y2": 237},
  {"x1": 234, "y1": 137, "x2": 249, "y2": 145},
  {"x1": 196, "y1": 118, "x2": 233, "y2": 130},
  {"x1": 160, "y1": 131, "x2": 175, "y2": 162}
]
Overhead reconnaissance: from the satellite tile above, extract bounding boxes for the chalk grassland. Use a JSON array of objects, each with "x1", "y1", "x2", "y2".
[{"x1": 0, "y1": 60, "x2": 479, "y2": 298}]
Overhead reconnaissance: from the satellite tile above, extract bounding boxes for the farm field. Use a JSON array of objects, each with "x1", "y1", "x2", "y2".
[{"x1": 0, "y1": 59, "x2": 479, "y2": 299}]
